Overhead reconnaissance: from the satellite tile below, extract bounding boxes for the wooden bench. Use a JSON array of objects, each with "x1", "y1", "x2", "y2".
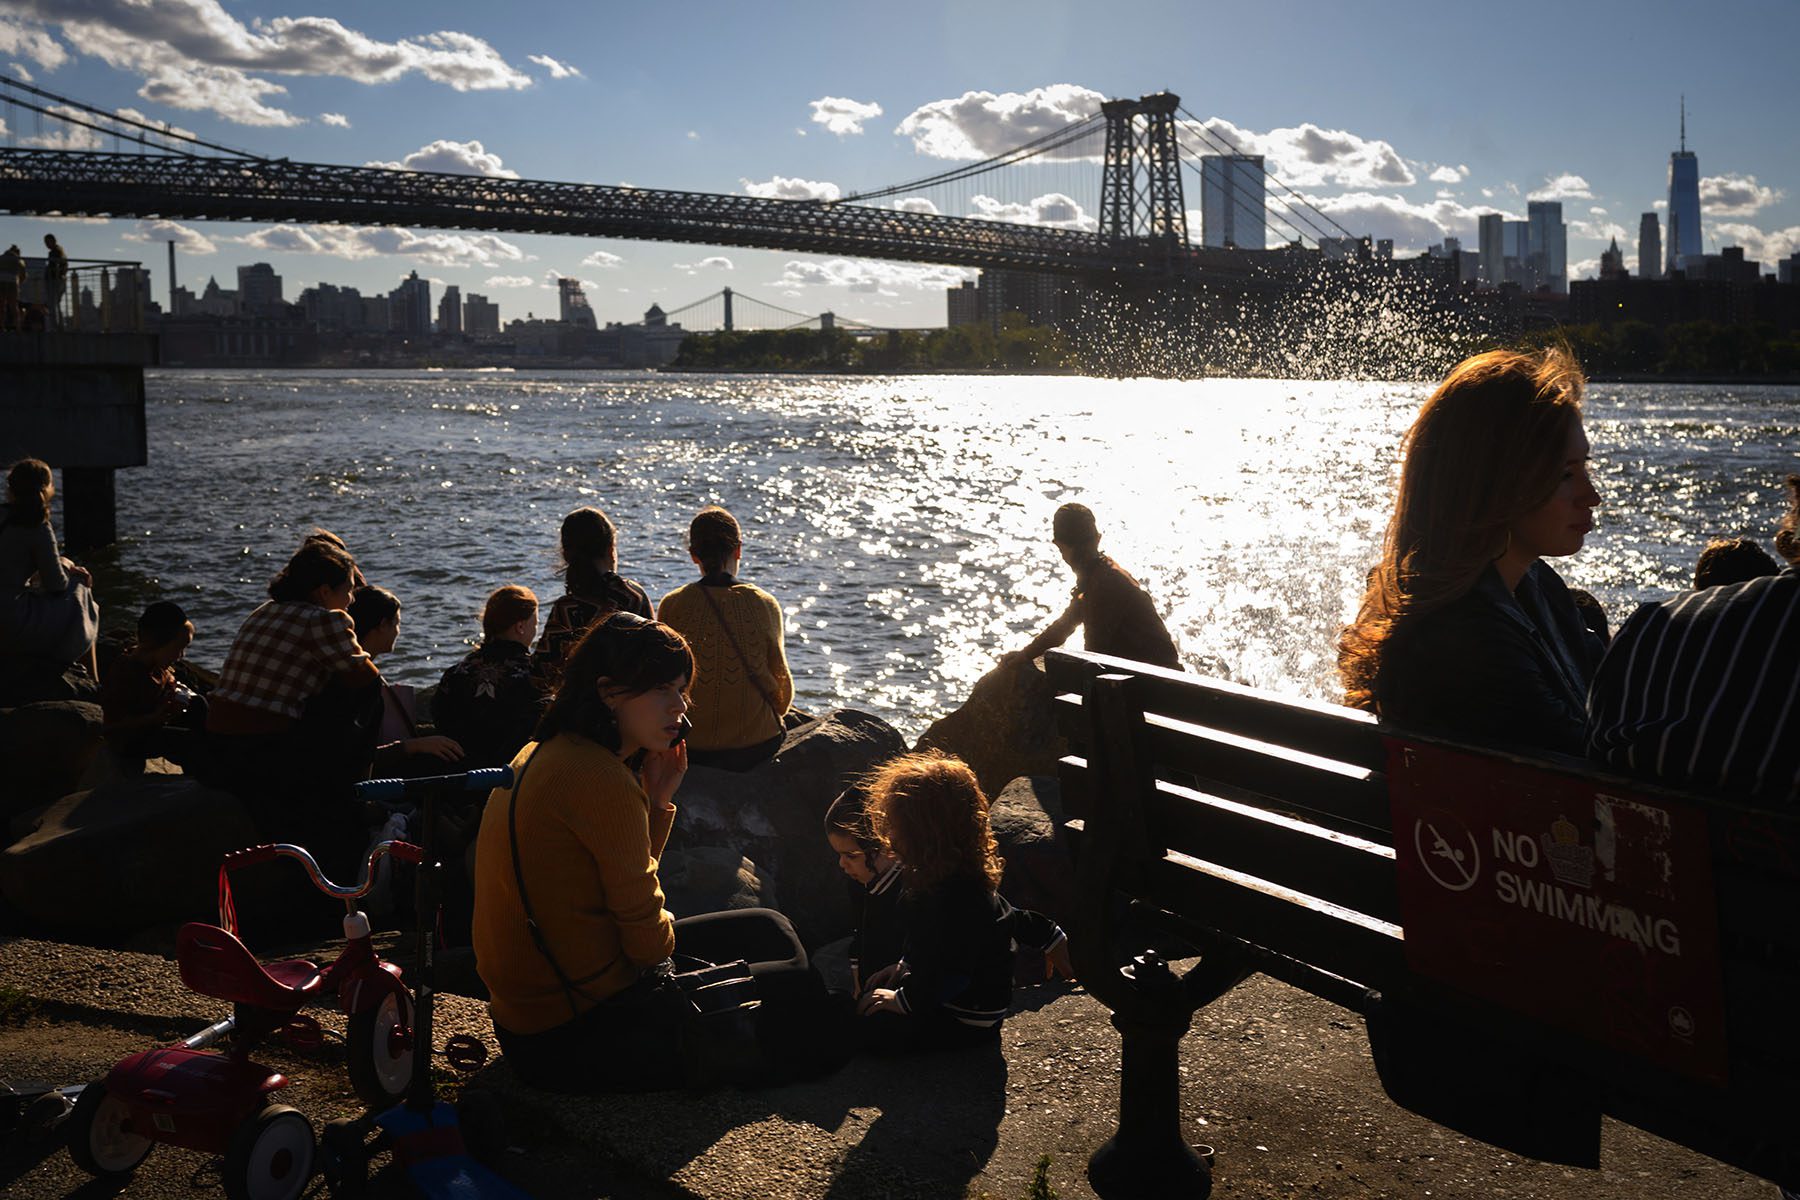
[{"x1": 1045, "y1": 648, "x2": 1800, "y2": 1199}]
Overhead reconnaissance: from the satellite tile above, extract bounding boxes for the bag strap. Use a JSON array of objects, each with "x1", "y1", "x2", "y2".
[
  {"x1": 506, "y1": 746, "x2": 618, "y2": 1021},
  {"x1": 695, "y1": 584, "x2": 784, "y2": 727}
]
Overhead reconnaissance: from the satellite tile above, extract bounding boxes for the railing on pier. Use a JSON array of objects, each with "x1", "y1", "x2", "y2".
[{"x1": 4, "y1": 256, "x2": 147, "y2": 334}]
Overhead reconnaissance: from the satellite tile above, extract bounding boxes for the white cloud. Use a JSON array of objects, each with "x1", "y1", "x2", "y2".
[
  {"x1": 1654, "y1": 199, "x2": 1667, "y2": 210},
  {"x1": 1588, "y1": 206, "x2": 1608, "y2": 215},
  {"x1": 1184, "y1": 115, "x2": 1414, "y2": 189},
  {"x1": 366, "y1": 139, "x2": 518, "y2": 178},
  {"x1": 483, "y1": 274, "x2": 535, "y2": 288},
  {"x1": 967, "y1": 191, "x2": 1094, "y2": 229},
  {"x1": 897, "y1": 84, "x2": 1102, "y2": 160},
  {"x1": 1699, "y1": 174, "x2": 1785, "y2": 218},
  {"x1": 1306, "y1": 191, "x2": 1510, "y2": 253},
  {"x1": 115, "y1": 106, "x2": 196, "y2": 141},
  {"x1": 232, "y1": 224, "x2": 530, "y2": 268},
  {"x1": 1712, "y1": 223, "x2": 1800, "y2": 264},
  {"x1": 123, "y1": 219, "x2": 216, "y2": 254},
  {"x1": 1568, "y1": 257, "x2": 1600, "y2": 282},
  {"x1": 775, "y1": 257, "x2": 972, "y2": 297},
  {"x1": 1528, "y1": 173, "x2": 1594, "y2": 201},
  {"x1": 8, "y1": 60, "x2": 33, "y2": 82},
  {"x1": 809, "y1": 96, "x2": 883, "y2": 136},
  {"x1": 320, "y1": 112, "x2": 349, "y2": 128},
  {"x1": 527, "y1": 53, "x2": 581, "y2": 80},
  {"x1": 674, "y1": 256, "x2": 733, "y2": 273},
  {"x1": 22, "y1": 104, "x2": 101, "y2": 149},
  {"x1": 0, "y1": 17, "x2": 67, "y2": 70},
  {"x1": 686, "y1": 130, "x2": 699, "y2": 140},
  {"x1": 1428, "y1": 164, "x2": 1466, "y2": 184},
  {"x1": 894, "y1": 197, "x2": 939, "y2": 214},
  {"x1": 1480, "y1": 187, "x2": 1494, "y2": 198},
  {"x1": 742, "y1": 175, "x2": 842, "y2": 201},
  {"x1": 581, "y1": 250, "x2": 623, "y2": 269},
  {"x1": 1, "y1": 2, "x2": 530, "y2": 126}
]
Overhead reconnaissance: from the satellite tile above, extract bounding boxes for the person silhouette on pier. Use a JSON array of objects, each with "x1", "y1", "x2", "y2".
[
  {"x1": 42, "y1": 234, "x2": 68, "y2": 331},
  {"x1": 1005, "y1": 503, "x2": 1181, "y2": 671}
]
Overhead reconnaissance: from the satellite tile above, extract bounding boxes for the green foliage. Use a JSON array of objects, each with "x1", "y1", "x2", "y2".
[
  {"x1": 672, "y1": 321, "x2": 1076, "y2": 373},
  {"x1": 1027, "y1": 1154, "x2": 1058, "y2": 1200},
  {"x1": 1523, "y1": 321, "x2": 1800, "y2": 376}
]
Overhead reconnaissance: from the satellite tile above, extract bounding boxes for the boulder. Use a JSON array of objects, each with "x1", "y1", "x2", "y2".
[
  {"x1": 0, "y1": 657, "x2": 99, "y2": 708},
  {"x1": 0, "y1": 776, "x2": 257, "y2": 937},
  {"x1": 914, "y1": 658, "x2": 1067, "y2": 799},
  {"x1": 0, "y1": 700, "x2": 104, "y2": 825},
  {"x1": 666, "y1": 709, "x2": 906, "y2": 948},
  {"x1": 990, "y1": 775, "x2": 1076, "y2": 927}
]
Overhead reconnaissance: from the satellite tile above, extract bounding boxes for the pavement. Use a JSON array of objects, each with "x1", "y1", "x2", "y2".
[{"x1": 0, "y1": 935, "x2": 1775, "y2": 1200}]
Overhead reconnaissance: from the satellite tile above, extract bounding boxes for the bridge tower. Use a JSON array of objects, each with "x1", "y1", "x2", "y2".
[
  {"x1": 721, "y1": 286, "x2": 733, "y2": 332},
  {"x1": 1097, "y1": 93, "x2": 1189, "y2": 268}
]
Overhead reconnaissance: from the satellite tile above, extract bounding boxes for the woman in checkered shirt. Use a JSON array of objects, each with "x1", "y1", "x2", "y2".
[{"x1": 201, "y1": 539, "x2": 380, "y2": 866}]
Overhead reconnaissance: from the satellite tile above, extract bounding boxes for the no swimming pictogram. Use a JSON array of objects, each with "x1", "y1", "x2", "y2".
[{"x1": 1413, "y1": 812, "x2": 1480, "y2": 892}]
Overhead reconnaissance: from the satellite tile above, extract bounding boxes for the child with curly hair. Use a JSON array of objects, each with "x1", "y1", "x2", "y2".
[{"x1": 855, "y1": 750, "x2": 1066, "y2": 1053}]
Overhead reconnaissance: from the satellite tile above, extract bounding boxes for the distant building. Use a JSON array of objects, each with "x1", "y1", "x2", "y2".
[
  {"x1": 464, "y1": 292, "x2": 500, "y2": 337},
  {"x1": 389, "y1": 271, "x2": 431, "y2": 337},
  {"x1": 1502, "y1": 220, "x2": 1531, "y2": 288},
  {"x1": 1599, "y1": 237, "x2": 1628, "y2": 280},
  {"x1": 558, "y1": 277, "x2": 597, "y2": 329},
  {"x1": 105, "y1": 267, "x2": 153, "y2": 326},
  {"x1": 438, "y1": 285, "x2": 462, "y2": 336},
  {"x1": 237, "y1": 263, "x2": 283, "y2": 314},
  {"x1": 1527, "y1": 201, "x2": 1567, "y2": 294},
  {"x1": 170, "y1": 284, "x2": 196, "y2": 317},
  {"x1": 1682, "y1": 246, "x2": 1761, "y2": 283},
  {"x1": 361, "y1": 295, "x2": 391, "y2": 333},
  {"x1": 1478, "y1": 213, "x2": 1505, "y2": 286},
  {"x1": 297, "y1": 282, "x2": 366, "y2": 332},
  {"x1": 1317, "y1": 236, "x2": 1371, "y2": 262},
  {"x1": 1200, "y1": 154, "x2": 1266, "y2": 250},
  {"x1": 192, "y1": 275, "x2": 238, "y2": 318},
  {"x1": 1375, "y1": 239, "x2": 1393, "y2": 261},
  {"x1": 1637, "y1": 213, "x2": 1663, "y2": 281},
  {"x1": 947, "y1": 280, "x2": 980, "y2": 327},
  {"x1": 1780, "y1": 252, "x2": 1800, "y2": 286},
  {"x1": 1666, "y1": 99, "x2": 1702, "y2": 275}
]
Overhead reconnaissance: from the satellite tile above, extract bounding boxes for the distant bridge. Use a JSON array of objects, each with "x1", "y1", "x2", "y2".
[{"x1": 0, "y1": 76, "x2": 1365, "y2": 283}]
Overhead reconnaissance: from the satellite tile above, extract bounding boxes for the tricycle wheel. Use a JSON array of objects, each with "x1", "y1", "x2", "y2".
[
  {"x1": 319, "y1": 1116, "x2": 368, "y2": 1198},
  {"x1": 223, "y1": 1103, "x2": 315, "y2": 1200},
  {"x1": 346, "y1": 989, "x2": 415, "y2": 1108},
  {"x1": 66, "y1": 1081, "x2": 153, "y2": 1178}
]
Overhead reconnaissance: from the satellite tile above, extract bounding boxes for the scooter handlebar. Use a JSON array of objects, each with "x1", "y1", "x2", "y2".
[{"x1": 354, "y1": 766, "x2": 514, "y2": 801}]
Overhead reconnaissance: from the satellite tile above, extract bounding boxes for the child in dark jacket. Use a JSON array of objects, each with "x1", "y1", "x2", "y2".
[
  {"x1": 101, "y1": 601, "x2": 205, "y2": 768},
  {"x1": 850, "y1": 752, "x2": 1070, "y2": 1053}
]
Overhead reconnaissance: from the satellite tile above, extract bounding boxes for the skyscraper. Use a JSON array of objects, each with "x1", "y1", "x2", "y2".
[
  {"x1": 558, "y1": 276, "x2": 597, "y2": 329},
  {"x1": 1478, "y1": 213, "x2": 1505, "y2": 286},
  {"x1": 438, "y1": 285, "x2": 462, "y2": 336},
  {"x1": 389, "y1": 271, "x2": 431, "y2": 336},
  {"x1": 237, "y1": 263, "x2": 283, "y2": 314},
  {"x1": 1638, "y1": 213, "x2": 1663, "y2": 280},
  {"x1": 1200, "y1": 154, "x2": 1266, "y2": 250},
  {"x1": 1666, "y1": 97, "x2": 1702, "y2": 274},
  {"x1": 1527, "y1": 201, "x2": 1568, "y2": 293}
]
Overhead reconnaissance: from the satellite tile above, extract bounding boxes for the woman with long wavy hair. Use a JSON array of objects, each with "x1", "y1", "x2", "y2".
[{"x1": 1337, "y1": 347, "x2": 1604, "y2": 755}]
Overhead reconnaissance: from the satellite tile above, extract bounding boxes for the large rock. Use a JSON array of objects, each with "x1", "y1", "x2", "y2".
[
  {"x1": 0, "y1": 776, "x2": 257, "y2": 937},
  {"x1": 0, "y1": 657, "x2": 100, "y2": 708},
  {"x1": 914, "y1": 658, "x2": 1067, "y2": 800},
  {"x1": 990, "y1": 775, "x2": 1075, "y2": 927},
  {"x1": 665, "y1": 709, "x2": 905, "y2": 948},
  {"x1": 0, "y1": 700, "x2": 104, "y2": 825}
]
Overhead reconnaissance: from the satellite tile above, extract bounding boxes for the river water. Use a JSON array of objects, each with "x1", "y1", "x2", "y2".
[{"x1": 95, "y1": 369, "x2": 1797, "y2": 741}]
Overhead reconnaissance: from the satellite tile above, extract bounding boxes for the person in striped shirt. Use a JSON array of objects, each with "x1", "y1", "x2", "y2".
[{"x1": 1587, "y1": 474, "x2": 1800, "y2": 804}]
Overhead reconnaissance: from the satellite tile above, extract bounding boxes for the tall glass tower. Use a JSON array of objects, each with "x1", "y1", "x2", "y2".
[
  {"x1": 1200, "y1": 155, "x2": 1266, "y2": 250},
  {"x1": 1666, "y1": 97, "x2": 1702, "y2": 274}
]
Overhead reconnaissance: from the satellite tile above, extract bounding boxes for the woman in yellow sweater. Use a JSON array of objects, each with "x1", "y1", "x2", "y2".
[
  {"x1": 473, "y1": 612, "x2": 831, "y2": 1091},
  {"x1": 656, "y1": 506, "x2": 794, "y2": 771}
]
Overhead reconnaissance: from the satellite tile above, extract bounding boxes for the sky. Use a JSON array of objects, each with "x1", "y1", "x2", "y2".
[{"x1": 1, "y1": 0, "x2": 1796, "y2": 329}]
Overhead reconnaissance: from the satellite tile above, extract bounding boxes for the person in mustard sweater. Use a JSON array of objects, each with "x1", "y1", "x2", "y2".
[
  {"x1": 656, "y1": 506, "x2": 794, "y2": 771},
  {"x1": 472, "y1": 611, "x2": 832, "y2": 1092}
]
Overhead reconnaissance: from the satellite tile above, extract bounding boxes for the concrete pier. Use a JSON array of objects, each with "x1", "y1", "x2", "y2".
[{"x1": 0, "y1": 332, "x2": 155, "y2": 550}]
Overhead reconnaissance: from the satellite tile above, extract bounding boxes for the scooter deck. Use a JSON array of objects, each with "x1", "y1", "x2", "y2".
[{"x1": 377, "y1": 1101, "x2": 532, "y2": 1200}]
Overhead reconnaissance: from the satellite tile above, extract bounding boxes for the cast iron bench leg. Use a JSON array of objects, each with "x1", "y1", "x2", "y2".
[{"x1": 1088, "y1": 953, "x2": 1212, "y2": 1199}]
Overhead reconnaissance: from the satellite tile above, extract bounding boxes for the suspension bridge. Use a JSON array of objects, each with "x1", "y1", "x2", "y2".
[
  {"x1": 0, "y1": 75, "x2": 1368, "y2": 284},
  {"x1": 658, "y1": 287, "x2": 921, "y2": 335}
]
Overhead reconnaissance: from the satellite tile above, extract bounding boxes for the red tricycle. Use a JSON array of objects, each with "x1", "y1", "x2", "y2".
[{"x1": 65, "y1": 837, "x2": 423, "y2": 1200}]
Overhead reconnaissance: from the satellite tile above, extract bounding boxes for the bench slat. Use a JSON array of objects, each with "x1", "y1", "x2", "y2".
[
  {"x1": 1060, "y1": 759, "x2": 1400, "y2": 923},
  {"x1": 1046, "y1": 649, "x2": 1385, "y2": 770}
]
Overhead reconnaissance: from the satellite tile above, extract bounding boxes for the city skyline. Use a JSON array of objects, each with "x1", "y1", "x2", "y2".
[{"x1": 0, "y1": 0, "x2": 1795, "y2": 327}]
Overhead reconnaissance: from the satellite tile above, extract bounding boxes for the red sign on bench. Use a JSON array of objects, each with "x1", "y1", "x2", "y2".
[{"x1": 1386, "y1": 738, "x2": 1728, "y2": 1086}]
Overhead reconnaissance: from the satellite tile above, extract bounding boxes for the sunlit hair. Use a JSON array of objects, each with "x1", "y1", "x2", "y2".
[
  {"x1": 1694, "y1": 537, "x2": 1779, "y2": 590},
  {"x1": 689, "y1": 505, "x2": 742, "y2": 575},
  {"x1": 535, "y1": 613, "x2": 693, "y2": 752},
  {"x1": 5, "y1": 458, "x2": 53, "y2": 526},
  {"x1": 300, "y1": 529, "x2": 366, "y2": 588},
  {"x1": 559, "y1": 507, "x2": 619, "y2": 598},
  {"x1": 1776, "y1": 475, "x2": 1800, "y2": 566},
  {"x1": 863, "y1": 750, "x2": 1003, "y2": 892},
  {"x1": 482, "y1": 584, "x2": 538, "y2": 638},
  {"x1": 268, "y1": 541, "x2": 357, "y2": 604},
  {"x1": 1338, "y1": 346, "x2": 1586, "y2": 713}
]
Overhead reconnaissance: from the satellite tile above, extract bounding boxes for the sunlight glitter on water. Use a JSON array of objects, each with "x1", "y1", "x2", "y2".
[{"x1": 100, "y1": 370, "x2": 1797, "y2": 741}]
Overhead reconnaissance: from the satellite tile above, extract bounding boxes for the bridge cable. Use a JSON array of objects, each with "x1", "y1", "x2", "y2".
[
  {"x1": 1173, "y1": 126, "x2": 1341, "y2": 247},
  {"x1": 0, "y1": 72, "x2": 268, "y2": 160},
  {"x1": 1176, "y1": 104, "x2": 1358, "y2": 241},
  {"x1": 1175, "y1": 146, "x2": 1324, "y2": 248},
  {"x1": 842, "y1": 113, "x2": 1104, "y2": 204}
]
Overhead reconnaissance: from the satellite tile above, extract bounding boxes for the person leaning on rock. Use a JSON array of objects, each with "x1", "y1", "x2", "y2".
[{"x1": 1004, "y1": 503, "x2": 1181, "y2": 671}]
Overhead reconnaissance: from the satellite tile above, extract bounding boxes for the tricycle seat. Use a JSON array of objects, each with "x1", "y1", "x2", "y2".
[{"x1": 176, "y1": 923, "x2": 324, "y2": 1009}]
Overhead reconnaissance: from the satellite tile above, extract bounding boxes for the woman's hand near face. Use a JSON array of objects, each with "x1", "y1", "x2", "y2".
[
  {"x1": 641, "y1": 740, "x2": 687, "y2": 812},
  {"x1": 856, "y1": 987, "x2": 902, "y2": 1017}
]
